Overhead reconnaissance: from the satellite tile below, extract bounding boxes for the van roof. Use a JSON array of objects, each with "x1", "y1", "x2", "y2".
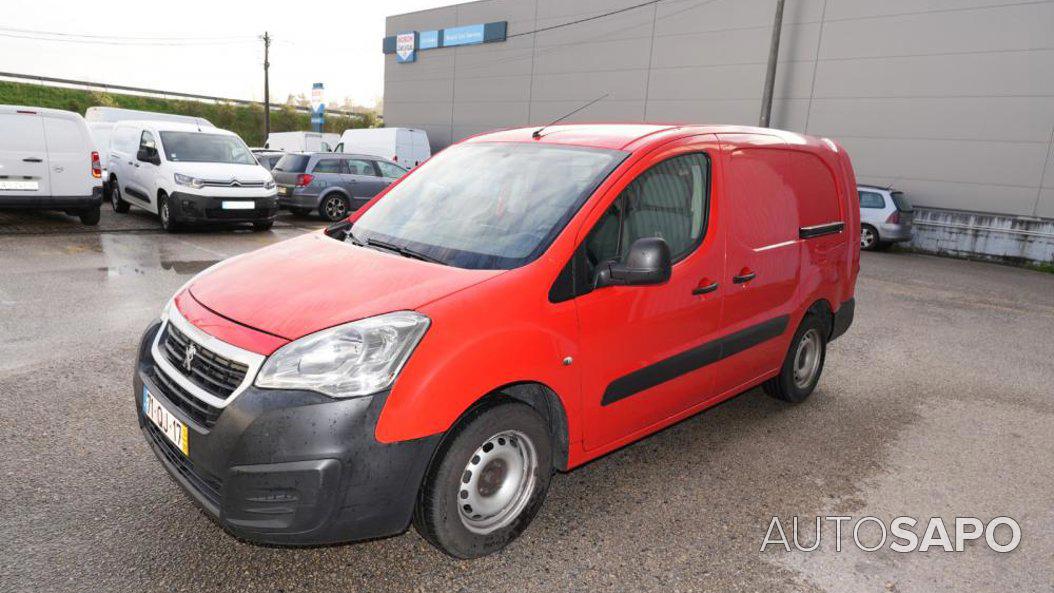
[
  {"x1": 0, "y1": 104, "x2": 85, "y2": 122},
  {"x1": 113, "y1": 120, "x2": 238, "y2": 135},
  {"x1": 463, "y1": 123, "x2": 837, "y2": 153}
]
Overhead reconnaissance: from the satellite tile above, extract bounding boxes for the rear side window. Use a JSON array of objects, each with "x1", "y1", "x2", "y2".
[
  {"x1": 376, "y1": 160, "x2": 408, "y2": 179},
  {"x1": 274, "y1": 154, "x2": 310, "y2": 173},
  {"x1": 890, "y1": 191, "x2": 913, "y2": 212},
  {"x1": 584, "y1": 153, "x2": 710, "y2": 269},
  {"x1": 311, "y1": 159, "x2": 343, "y2": 174},
  {"x1": 859, "y1": 191, "x2": 885, "y2": 209},
  {"x1": 346, "y1": 159, "x2": 378, "y2": 176},
  {"x1": 0, "y1": 113, "x2": 45, "y2": 152}
]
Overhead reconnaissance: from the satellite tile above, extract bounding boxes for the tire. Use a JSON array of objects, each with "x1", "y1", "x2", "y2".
[
  {"x1": 289, "y1": 207, "x2": 313, "y2": 217},
  {"x1": 158, "y1": 194, "x2": 178, "y2": 233},
  {"x1": 860, "y1": 224, "x2": 880, "y2": 251},
  {"x1": 78, "y1": 205, "x2": 101, "y2": 226},
  {"x1": 762, "y1": 313, "x2": 828, "y2": 403},
  {"x1": 319, "y1": 193, "x2": 350, "y2": 222},
  {"x1": 252, "y1": 220, "x2": 274, "y2": 232},
  {"x1": 414, "y1": 400, "x2": 553, "y2": 559},
  {"x1": 110, "y1": 179, "x2": 130, "y2": 213}
]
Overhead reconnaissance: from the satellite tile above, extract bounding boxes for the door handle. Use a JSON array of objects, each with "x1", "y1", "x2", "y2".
[
  {"x1": 22, "y1": 157, "x2": 43, "y2": 163},
  {"x1": 732, "y1": 270, "x2": 756, "y2": 284},
  {"x1": 692, "y1": 281, "x2": 719, "y2": 295}
]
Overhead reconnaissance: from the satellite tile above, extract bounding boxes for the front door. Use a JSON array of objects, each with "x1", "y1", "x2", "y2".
[{"x1": 576, "y1": 136, "x2": 727, "y2": 451}]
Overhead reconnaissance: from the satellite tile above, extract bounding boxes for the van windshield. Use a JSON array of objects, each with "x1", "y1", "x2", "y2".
[
  {"x1": 159, "y1": 132, "x2": 256, "y2": 165},
  {"x1": 350, "y1": 142, "x2": 627, "y2": 270}
]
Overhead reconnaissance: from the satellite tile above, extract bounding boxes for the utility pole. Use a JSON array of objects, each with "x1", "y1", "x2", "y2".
[
  {"x1": 262, "y1": 31, "x2": 271, "y2": 138},
  {"x1": 758, "y1": 0, "x2": 785, "y2": 128}
]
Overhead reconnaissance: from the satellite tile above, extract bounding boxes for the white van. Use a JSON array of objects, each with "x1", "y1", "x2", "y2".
[
  {"x1": 85, "y1": 106, "x2": 214, "y2": 127},
  {"x1": 265, "y1": 131, "x2": 339, "y2": 153},
  {"x1": 107, "y1": 121, "x2": 278, "y2": 232},
  {"x1": 0, "y1": 105, "x2": 103, "y2": 224},
  {"x1": 334, "y1": 128, "x2": 431, "y2": 168}
]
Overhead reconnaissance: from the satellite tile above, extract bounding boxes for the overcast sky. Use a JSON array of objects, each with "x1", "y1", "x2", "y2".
[{"x1": 0, "y1": 0, "x2": 460, "y2": 108}]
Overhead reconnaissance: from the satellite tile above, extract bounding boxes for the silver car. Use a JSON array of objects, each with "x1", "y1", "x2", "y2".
[
  {"x1": 272, "y1": 153, "x2": 408, "y2": 221},
  {"x1": 858, "y1": 185, "x2": 914, "y2": 251}
]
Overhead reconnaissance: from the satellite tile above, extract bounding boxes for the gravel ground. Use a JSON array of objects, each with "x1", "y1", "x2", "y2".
[{"x1": 1, "y1": 208, "x2": 1051, "y2": 593}]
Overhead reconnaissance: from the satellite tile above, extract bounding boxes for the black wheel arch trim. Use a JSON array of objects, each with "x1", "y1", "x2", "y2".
[{"x1": 602, "y1": 315, "x2": 790, "y2": 406}]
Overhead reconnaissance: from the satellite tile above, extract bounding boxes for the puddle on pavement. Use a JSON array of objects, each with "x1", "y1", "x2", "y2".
[{"x1": 97, "y1": 260, "x2": 219, "y2": 277}]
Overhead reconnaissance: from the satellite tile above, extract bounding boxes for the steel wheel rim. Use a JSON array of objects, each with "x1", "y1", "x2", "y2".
[
  {"x1": 860, "y1": 228, "x2": 875, "y2": 249},
  {"x1": 160, "y1": 202, "x2": 170, "y2": 227},
  {"x1": 111, "y1": 186, "x2": 120, "y2": 210},
  {"x1": 793, "y1": 328, "x2": 822, "y2": 389},
  {"x1": 458, "y1": 430, "x2": 537, "y2": 535},
  {"x1": 324, "y1": 197, "x2": 347, "y2": 220}
]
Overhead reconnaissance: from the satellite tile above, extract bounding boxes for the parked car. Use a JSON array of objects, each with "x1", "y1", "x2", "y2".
[
  {"x1": 85, "y1": 106, "x2": 214, "y2": 127},
  {"x1": 0, "y1": 105, "x2": 103, "y2": 224},
  {"x1": 858, "y1": 184, "x2": 914, "y2": 251},
  {"x1": 334, "y1": 127, "x2": 430, "y2": 168},
  {"x1": 271, "y1": 152, "x2": 407, "y2": 221},
  {"x1": 251, "y1": 149, "x2": 285, "y2": 171},
  {"x1": 134, "y1": 124, "x2": 859, "y2": 559},
  {"x1": 108, "y1": 120, "x2": 278, "y2": 232},
  {"x1": 265, "y1": 131, "x2": 339, "y2": 153}
]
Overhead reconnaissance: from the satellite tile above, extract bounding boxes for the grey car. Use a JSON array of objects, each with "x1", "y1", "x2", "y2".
[
  {"x1": 272, "y1": 152, "x2": 408, "y2": 221},
  {"x1": 858, "y1": 184, "x2": 915, "y2": 251}
]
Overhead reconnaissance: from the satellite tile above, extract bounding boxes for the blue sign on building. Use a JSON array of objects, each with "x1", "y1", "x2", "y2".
[{"x1": 383, "y1": 21, "x2": 507, "y2": 63}]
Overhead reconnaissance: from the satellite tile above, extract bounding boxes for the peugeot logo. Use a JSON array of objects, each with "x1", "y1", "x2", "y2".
[{"x1": 183, "y1": 344, "x2": 198, "y2": 373}]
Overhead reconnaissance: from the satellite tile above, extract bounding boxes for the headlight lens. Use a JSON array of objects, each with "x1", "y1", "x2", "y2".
[
  {"x1": 255, "y1": 311, "x2": 430, "y2": 398},
  {"x1": 174, "y1": 173, "x2": 205, "y2": 189},
  {"x1": 264, "y1": 178, "x2": 276, "y2": 190}
]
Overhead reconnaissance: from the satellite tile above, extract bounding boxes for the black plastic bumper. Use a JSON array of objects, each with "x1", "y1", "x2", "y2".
[
  {"x1": 0, "y1": 186, "x2": 103, "y2": 210},
  {"x1": 168, "y1": 191, "x2": 279, "y2": 224},
  {"x1": 134, "y1": 322, "x2": 442, "y2": 545},
  {"x1": 830, "y1": 297, "x2": 855, "y2": 342}
]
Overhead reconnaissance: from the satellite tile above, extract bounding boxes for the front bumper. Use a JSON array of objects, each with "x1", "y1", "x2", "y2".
[
  {"x1": 134, "y1": 321, "x2": 441, "y2": 545},
  {"x1": 168, "y1": 191, "x2": 279, "y2": 224},
  {"x1": 879, "y1": 223, "x2": 913, "y2": 242}
]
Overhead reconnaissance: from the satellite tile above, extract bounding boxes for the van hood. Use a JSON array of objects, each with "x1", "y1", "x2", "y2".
[
  {"x1": 171, "y1": 162, "x2": 271, "y2": 183},
  {"x1": 186, "y1": 233, "x2": 501, "y2": 340}
]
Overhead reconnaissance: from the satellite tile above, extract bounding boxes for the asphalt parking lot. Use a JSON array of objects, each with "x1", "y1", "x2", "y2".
[{"x1": 1, "y1": 207, "x2": 1052, "y2": 593}]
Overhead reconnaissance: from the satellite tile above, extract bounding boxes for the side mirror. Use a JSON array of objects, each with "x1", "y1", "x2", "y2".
[
  {"x1": 595, "y1": 237, "x2": 672, "y2": 289},
  {"x1": 137, "y1": 147, "x2": 160, "y2": 166}
]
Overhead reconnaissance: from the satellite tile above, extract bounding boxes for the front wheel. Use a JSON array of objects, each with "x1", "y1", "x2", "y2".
[
  {"x1": 158, "y1": 194, "x2": 178, "y2": 233},
  {"x1": 762, "y1": 313, "x2": 827, "y2": 403},
  {"x1": 414, "y1": 401, "x2": 553, "y2": 559}
]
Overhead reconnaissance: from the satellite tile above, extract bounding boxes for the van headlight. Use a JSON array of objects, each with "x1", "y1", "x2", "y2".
[
  {"x1": 264, "y1": 178, "x2": 276, "y2": 190},
  {"x1": 174, "y1": 173, "x2": 206, "y2": 189},
  {"x1": 255, "y1": 311, "x2": 430, "y2": 398}
]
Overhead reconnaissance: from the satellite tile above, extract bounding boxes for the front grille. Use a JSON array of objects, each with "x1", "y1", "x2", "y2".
[
  {"x1": 143, "y1": 418, "x2": 222, "y2": 508},
  {"x1": 204, "y1": 207, "x2": 275, "y2": 220},
  {"x1": 161, "y1": 324, "x2": 248, "y2": 399},
  {"x1": 202, "y1": 179, "x2": 266, "y2": 188},
  {"x1": 148, "y1": 364, "x2": 222, "y2": 429}
]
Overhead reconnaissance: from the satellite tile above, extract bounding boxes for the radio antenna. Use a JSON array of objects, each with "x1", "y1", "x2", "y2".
[{"x1": 532, "y1": 93, "x2": 610, "y2": 139}]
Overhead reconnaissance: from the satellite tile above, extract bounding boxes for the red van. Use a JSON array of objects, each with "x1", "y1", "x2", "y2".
[{"x1": 135, "y1": 124, "x2": 859, "y2": 558}]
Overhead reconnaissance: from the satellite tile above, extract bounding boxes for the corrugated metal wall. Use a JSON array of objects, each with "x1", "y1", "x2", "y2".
[{"x1": 384, "y1": 0, "x2": 1054, "y2": 220}]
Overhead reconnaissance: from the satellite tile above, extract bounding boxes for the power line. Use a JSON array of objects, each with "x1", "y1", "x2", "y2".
[
  {"x1": 0, "y1": 25, "x2": 255, "y2": 41},
  {"x1": 0, "y1": 32, "x2": 257, "y2": 46}
]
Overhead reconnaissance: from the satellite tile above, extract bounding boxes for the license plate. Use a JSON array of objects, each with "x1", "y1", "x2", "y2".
[
  {"x1": 277, "y1": 186, "x2": 290, "y2": 196},
  {"x1": 143, "y1": 388, "x2": 189, "y2": 456},
  {"x1": 222, "y1": 201, "x2": 254, "y2": 210},
  {"x1": 0, "y1": 180, "x2": 39, "y2": 191}
]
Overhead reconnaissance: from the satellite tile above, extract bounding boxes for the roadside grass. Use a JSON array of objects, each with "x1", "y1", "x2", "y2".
[{"x1": 0, "y1": 80, "x2": 376, "y2": 145}]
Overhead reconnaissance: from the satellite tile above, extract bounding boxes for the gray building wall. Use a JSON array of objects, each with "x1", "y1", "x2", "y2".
[{"x1": 384, "y1": 0, "x2": 1054, "y2": 258}]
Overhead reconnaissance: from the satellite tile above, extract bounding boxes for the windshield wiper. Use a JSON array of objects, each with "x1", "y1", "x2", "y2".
[{"x1": 353, "y1": 235, "x2": 445, "y2": 265}]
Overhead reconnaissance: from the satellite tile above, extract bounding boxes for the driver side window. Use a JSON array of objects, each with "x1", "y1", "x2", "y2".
[{"x1": 139, "y1": 131, "x2": 156, "y2": 151}]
